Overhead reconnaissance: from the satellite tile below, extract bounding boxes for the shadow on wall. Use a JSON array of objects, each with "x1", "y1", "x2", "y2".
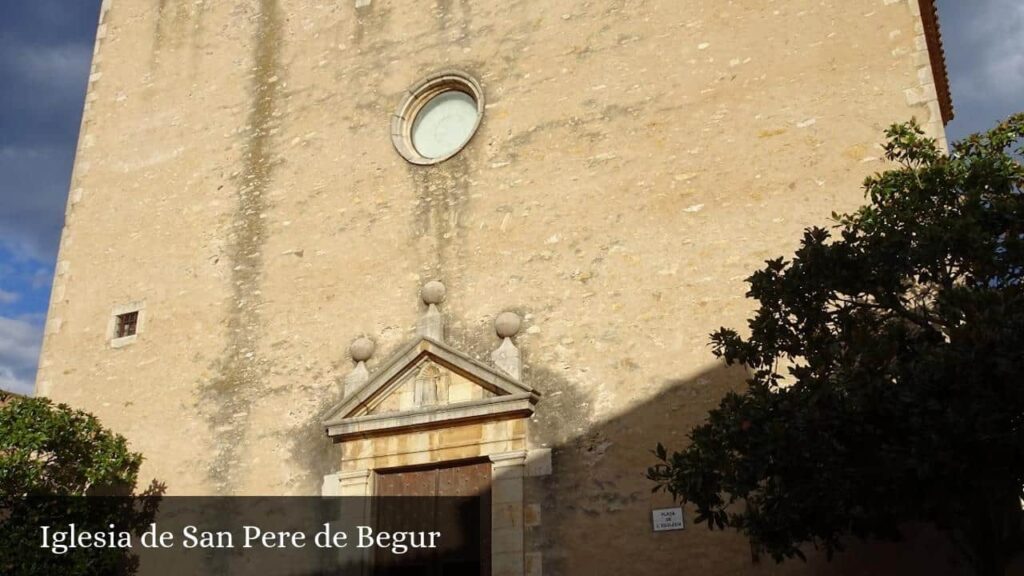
[{"x1": 531, "y1": 360, "x2": 1008, "y2": 576}]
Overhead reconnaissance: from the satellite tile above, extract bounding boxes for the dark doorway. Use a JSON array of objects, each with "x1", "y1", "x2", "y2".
[{"x1": 374, "y1": 460, "x2": 491, "y2": 576}]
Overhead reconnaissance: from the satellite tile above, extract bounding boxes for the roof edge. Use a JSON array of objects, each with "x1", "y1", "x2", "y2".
[{"x1": 918, "y1": 0, "x2": 954, "y2": 124}]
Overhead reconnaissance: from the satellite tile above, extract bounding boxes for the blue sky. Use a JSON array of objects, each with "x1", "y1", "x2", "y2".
[
  {"x1": 0, "y1": 1, "x2": 1022, "y2": 395},
  {"x1": 1, "y1": 0, "x2": 102, "y2": 394}
]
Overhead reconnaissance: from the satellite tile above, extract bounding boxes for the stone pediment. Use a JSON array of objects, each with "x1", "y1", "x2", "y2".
[{"x1": 323, "y1": 336, "x2": 539, "y2": 440}]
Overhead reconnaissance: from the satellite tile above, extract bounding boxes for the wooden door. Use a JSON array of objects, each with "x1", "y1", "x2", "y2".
[{"x1": 374, "y1": 461, "x2": 491, "y2": 576}]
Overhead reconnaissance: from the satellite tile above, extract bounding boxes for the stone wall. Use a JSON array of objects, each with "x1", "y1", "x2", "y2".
[{"x1": 38, "y1": 0, "x2": 954, "y2": 573}]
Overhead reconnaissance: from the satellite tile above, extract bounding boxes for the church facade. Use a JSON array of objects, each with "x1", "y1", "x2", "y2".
[{"x1": 38, "y1": 0, "x2": 955, "y2": 574}]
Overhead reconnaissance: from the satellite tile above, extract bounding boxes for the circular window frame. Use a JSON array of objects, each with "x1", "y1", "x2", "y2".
[{"x1": 391, "y1": 70, "x2": 485, "y2": 165}]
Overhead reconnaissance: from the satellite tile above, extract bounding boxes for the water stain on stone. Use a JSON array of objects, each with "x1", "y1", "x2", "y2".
[
  {"x1": 408, "y1": 152, "x2": 473, "y2": 284},
  {"x1": 189, "y1": 0, "x2": 208, "y2": 72},
  {"x1": 434, "y1": 0, "x2": 472, "y2": 44},
  {"x1": 152, "y1": 0, "x2": 206, "y2": 73},
  {"x1": 353, "y1": 2, "x2": 391, "y2": 46},
  {"x1": 198, "y1": 0, "x2": 283, "y2": 494},
  {"x1": 285, "y1": 374, "x2": 346, "y2": 492},
  {"x1": 151, "y1": 0, "x2": 170, "y2": 68}
]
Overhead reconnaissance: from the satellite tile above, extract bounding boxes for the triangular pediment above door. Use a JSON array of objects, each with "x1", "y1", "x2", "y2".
[{"x1": 323, "y1": 336, "x2": 539, "y2": 440}]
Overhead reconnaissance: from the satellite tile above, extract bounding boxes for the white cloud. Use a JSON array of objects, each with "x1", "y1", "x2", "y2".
[
  {"x1": 7, "y1": 42, "x2": 94, "y2": 105},
  {"x1": 0, "y1": 35, "x2": 93, "y2": 265},
  {"x1": 0, "y1": 144, "x2": 71, "y2": 262},
  {"x1": 0, "y1": 315, "x2": 44, "y2": 395},
  {"x1": 0, "y1": 289, "x2": 18, "y2": 304},
  {"x1": 31, "y1": 269, "x2": 53, "y2": 290},
  {"x1": 0, "y1": 366, "x2": 33, "y2": 395}
]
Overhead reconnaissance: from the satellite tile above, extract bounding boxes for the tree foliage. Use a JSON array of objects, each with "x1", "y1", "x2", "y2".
[
  {"x1": 0, "y1": 392, "x2": 164, "y2": 575},
  {"x1": 648, "y1": 114, "x2": 1024, "y2": 576}
]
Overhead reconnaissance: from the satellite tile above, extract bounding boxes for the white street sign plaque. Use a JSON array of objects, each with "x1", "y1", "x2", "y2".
[{"x1": 652, "y1": 507, "x2": 684, "y2": 532}]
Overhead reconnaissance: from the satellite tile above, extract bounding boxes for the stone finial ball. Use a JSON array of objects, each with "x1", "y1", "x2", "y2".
[
  {"x1": 350, "y1": 337, "x2": 375, "y2": 362},
  {"x1": 494, "y1": 311, "x2": 522, "y2": 339},
  {"x1": 421, "y1": 280, "x2": 446, "y2": 305}
]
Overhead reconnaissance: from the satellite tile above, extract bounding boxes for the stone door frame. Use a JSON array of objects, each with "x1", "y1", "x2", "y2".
[{"x1": 323, "y1": 450, "x2": 529, "y2": 576}]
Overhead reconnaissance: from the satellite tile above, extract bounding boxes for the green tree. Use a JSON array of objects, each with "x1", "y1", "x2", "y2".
[
  {"x1": 0, "y1": 392, "x2": 164, "y2": 575},
  {"x1": 648, "y1": 114, "x2": 1024, "y2": 576}
]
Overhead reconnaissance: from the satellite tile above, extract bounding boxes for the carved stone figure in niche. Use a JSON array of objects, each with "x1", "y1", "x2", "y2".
[{"x1": 414, "y1": 362, "x2": 450, "y2": 407}]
